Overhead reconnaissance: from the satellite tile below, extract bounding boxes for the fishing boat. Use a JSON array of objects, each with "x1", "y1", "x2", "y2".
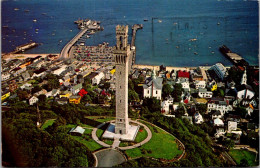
[
  {"x1": 24, "y1": 9, "x2": 30, "y2": 12},
  {"x1": 14, "y1": 8, "x2": 19, "y2": 11},
  {"x1": 144, "y1": 19, "x2": 148, "y2": 22}
]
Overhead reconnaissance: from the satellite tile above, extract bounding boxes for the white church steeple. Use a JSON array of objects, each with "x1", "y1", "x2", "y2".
[{"x1": 241, "y1": 68, "x2": 247, "y2": 85}]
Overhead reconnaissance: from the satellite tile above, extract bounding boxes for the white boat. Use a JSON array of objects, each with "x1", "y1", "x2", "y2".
[
  {"x1": 158, "y1": 20, "x2": 162, "y2": 23},
  {"x1": 33, "y1": 19, "x2": 37, "y2": 22},
  {"x1": 189, "y1": 38, "x2": 197, "y2": 42}
]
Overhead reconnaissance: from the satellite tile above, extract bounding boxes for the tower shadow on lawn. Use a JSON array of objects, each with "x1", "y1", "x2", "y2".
[{"x1": 82, "y1": 118, "x2": 104, "y2": 128}]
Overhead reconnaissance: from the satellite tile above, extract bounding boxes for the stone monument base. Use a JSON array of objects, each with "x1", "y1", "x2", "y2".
[{"x1": 102, "y1": 123, "x2": 140, "y2": 141}]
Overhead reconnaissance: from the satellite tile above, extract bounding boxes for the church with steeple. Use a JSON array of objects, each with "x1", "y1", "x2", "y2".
[{"x1": 143, "y1": 69, "x2": 163, "y2": 100}]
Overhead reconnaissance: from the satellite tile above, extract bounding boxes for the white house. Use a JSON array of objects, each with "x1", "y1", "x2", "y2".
[
  {"x1": 20, "y1": 83, "x2": 32, "y2": 89},
  {"x1": 53, "y1": 65, "x2": 67, "y2": 76},
  {"x1": 210, "y1": 63, "x2": 228, "y2": 80},
  {"x1": 34, "y1": 89, "x2": 47, "y2": 97},
  {"x1": 1, "y1": 72, "x2": 11, "y2": 81},
  {"x1": 213, "y1": 118, "x2": 224, "y2": 127},
  {"x1": 161, "y1": 97, "x2": 174, "y2": 114},
  {"x1": 215, "y1": 127, "x2": 225, "y2": 138},
  {"x1": 207, "y1": 100, "x2": 233, "y2": 114},
  {"x1": 237, "y1": 84, "x2": 255, "y2": 100},
  {"x1": 71, "y1": 83, "x2": 82, "y2": 95},
  {"x1": 46, "y1": 89, "x2": 60, "y2": 98},
  {"x1": 228, "y1": 121, "x2": 237, "y2": 132},
  {"x1": 29, "y1": 96, "x2": 39, "y2": 105},
  {"x1": 195, "y1": 80, "x2": 206, "y2": 89},
  {"x1": 194, "y1": 112, "x2": 204, "y2": 124},
  {"x1": 92, "y1": 72, "x2": 104, "y2": 85},
  {"x1": 143, "y1": 70, "x2": 163, "y2": 100},
  {"x1": 198, "y1": 88, "x2": 213, "y2": 98},
  {"x1": 12, "y1": 67, "x2": 26, "y2": 77},
  {"x1": 211, "y1": 110, "x2": 222, "y2": 119}
]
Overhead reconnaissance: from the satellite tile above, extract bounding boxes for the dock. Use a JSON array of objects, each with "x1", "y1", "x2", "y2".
[
  {"x1": 59, "y1": 28, "x2": 89, "y2": 60},
  {"x1": 131, "y1": 24, "x2": 143, "y2": 65},
  {"x1": 131, "y1": 24, "x2": 143, "y2": 47},
  {"x1": 219, "y1": 45, "x2": 249, "y2": 67}
]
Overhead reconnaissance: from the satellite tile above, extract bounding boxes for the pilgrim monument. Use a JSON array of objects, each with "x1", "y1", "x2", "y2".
[{"x1": 114, "y1": 25, "x2": 131, "y2": 134}]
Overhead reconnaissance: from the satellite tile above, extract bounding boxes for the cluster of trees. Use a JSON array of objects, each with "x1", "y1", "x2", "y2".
[
  {"x1": 2, "y1": 94, "x2": 116, "y2": 167},
  {"x1": 162, "y1": 83, "x2": 183, "y2": 102},
  {"x1": 2, "y1": 104, "x2": 94, "y2": 167}
]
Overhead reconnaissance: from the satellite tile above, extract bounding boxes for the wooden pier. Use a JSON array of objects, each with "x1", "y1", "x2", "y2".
[{"x1": 131, "y1": 24, "x2": 143, "y2": 65}]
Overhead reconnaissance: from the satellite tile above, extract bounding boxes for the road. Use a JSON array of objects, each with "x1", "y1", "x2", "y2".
[{"x1": 59, "y1": 28, "x2": 88, "y2": 60}]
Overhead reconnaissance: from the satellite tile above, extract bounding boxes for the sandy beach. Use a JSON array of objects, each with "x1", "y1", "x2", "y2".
[
  {"x1": 2, "y1": 53, "x2": 60, "y2": 60},
  {"x1": 132, "y1": 64, "x2": 213, "y2": 71}
]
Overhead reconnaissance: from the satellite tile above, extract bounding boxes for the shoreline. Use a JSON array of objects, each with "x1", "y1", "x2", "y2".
[
  {"x1": 2, "y1": 53, "x2": 60, "y2": 60},
  {"x1": 132, "y1": 64, "x2": 215, "y2": 71},
  {"x1": 2, "y1": 53, "x2": 236, "y2": 70}
]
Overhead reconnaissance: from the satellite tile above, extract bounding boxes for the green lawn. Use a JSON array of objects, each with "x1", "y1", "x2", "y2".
[
  {"x1": 125, "y1": 122, "x2": 183, "y2": 160},
  {"x1": 229, "y1": 149, "x2": 259, "y2": 166},
  {"x1": 71, "y1": 134, "x2": 102, "y2": 151},
  {"x1": 41, "y1": 119, "x2": 56, "y2": 130},
  {"x1": 135, "y1": 126, "x2": 148, "y2": 143}
]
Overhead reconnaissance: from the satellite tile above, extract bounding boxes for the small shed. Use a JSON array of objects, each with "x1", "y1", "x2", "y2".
[{"x1": 69, "y1": 126, "x2": 85, "y2": 136}]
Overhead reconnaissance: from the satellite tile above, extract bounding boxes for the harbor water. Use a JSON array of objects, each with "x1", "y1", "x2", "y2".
[{"x1": 2, "y1": 0, "x2": 259, "y2": 67}]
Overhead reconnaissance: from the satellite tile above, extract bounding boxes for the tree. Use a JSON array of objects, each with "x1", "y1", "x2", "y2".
[
  {"x1": 38, "y1": 94, "x2": 47, "y2": 103},
  {"x1": 129, "y1": 89, "x2": 139, "y2": 102},
  {"x1": 236, "y1": 106, "x2": 247, "y2": 117},
  {"x1": 17, "y1": 90, "x2": 29, "y2": 100},
  {"x1": 162, "y1": 84, "x2": 173, "y2": 99},
  {"x1": 172, "y1": 83, "x2": 183, "y2": 102},
  {"x1": 239, "y1": 159, "x2": 249, "y2": 167},
  {"x1": 223, "y1": 139, "x2": 234, "y2": 150},
  {"x1": 142, "y1": 97, "x2": 161, "y2": 112},
  {"x1": 31, "y1": 85, "x2": 42, "y2": 94},
  {"x1": 196, "y1": 104, "x2": 207, "y2": 116}
]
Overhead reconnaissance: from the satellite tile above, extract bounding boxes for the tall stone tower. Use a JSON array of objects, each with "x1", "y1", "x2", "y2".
[{"x1": 114, "y1": 25, "x2": 131, "y2": 134}]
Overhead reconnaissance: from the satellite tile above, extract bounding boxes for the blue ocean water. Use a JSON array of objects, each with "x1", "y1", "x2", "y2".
[{"x1": 2, "y1": 0, "x2": 259, "y2": 67}]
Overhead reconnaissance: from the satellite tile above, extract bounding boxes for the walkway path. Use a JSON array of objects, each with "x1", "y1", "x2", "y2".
[{"x1": 91, "y1": 119, "x2": 152, "y2": 150}]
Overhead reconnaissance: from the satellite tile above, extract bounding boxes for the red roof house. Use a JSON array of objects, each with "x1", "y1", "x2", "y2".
[
  {"x1": 178, "y1": 71, "x2": 190, "y2": 79},
  {"x1": 78, "y1": 89, "x2": 88, "y2": 97}
]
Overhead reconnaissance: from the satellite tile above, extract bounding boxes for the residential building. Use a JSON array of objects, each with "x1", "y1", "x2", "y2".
[
  {"x1": 46, "y1": 89, "x2": 60, "y2": 98},
  {"x1": 71, "y1": 83, "x2": 82, "y2": 95},
  {"x1": 194, "y1": 112, "x2": 204, "y2": 124},
  {"x1": 29, "y1": 96, "x2": 38, "y2": 105},
  {"x1": 56, "y1": 97, "x2": 68, "y2": 105},
  {"x1": 1, "y1": 90, "x2": 10, "y2": 101},
  {"x1": 207, "y1": 98, "x2": 233, "y2": 114},
  {"x1": 211, "y1": 110, "x2": 222, "y2": 119},
  {"x1": 178, "y1": 70, "x2": 190, "y2": 81},
  {"x1": 161, "y1": 97, "x2": 174, "y2": 114},
  {"x1": 228, "y1": 121, "x2": 237, "y2": 132},
  {"x1": 198, "y1": 88, "x2": 213, "y2": 98},
  {"x1": 1, "y1": 72, "x2": 11, "y2": 81},
  {"x1": 59, "y1": 90, "x2": 72, "y2": 98},
  {"x1": 69, "y1": 95, "x2": 81, "y2": 104},
  {"x1": 195, "y1": 80, "x2": 206, "y2": 89},
  {"x1": 34, "y1": 89, "x2": 47, "y2": 97},
  {"x1": 213, "y1": 118, "x2": 224, "y2": 127}
]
